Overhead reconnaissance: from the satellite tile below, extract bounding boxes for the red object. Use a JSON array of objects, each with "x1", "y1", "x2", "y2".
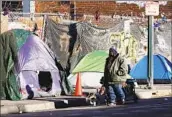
[
  {"x1": 95, "y1": 10, "x2": 100, "y2": 21},
  {"x1": 74, "y1": 73, "x2": 83, "y2": 96}
]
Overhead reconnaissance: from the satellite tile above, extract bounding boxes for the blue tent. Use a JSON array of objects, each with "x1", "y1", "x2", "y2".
[{"x1": 130, "y1": 54, "x2": 172, "y2": 84}]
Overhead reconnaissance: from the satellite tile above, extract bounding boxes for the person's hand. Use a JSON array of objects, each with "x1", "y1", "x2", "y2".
[
  {"x1": 100, "y1": 76, "x2": 104, "y2": 84},
  {"x1": 122, "y1": 82, "x2": 127, "y2": 87},
  {"x1": 99, "y1": 86, "x2": 106, "y2": 95}
]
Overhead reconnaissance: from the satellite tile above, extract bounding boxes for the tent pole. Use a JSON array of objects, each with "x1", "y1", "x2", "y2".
[{"x1": 148, "y1": 15, "x2": 154, "y2": 89}]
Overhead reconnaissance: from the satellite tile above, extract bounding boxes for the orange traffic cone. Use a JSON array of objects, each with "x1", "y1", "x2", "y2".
[{"x1": 74, "y1": 73, "x2": 82, "y2": 96}]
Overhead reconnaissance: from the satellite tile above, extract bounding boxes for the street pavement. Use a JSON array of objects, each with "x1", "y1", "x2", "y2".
[{"x1": 2, "y1": 97, "x2": 172, "y2": 117}]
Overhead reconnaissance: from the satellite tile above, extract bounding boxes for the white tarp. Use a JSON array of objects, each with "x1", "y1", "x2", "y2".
[
  {"x1": 18, "y1": 34, "x2": 61, "y2": 99},
  {"x1": 68, "y1": 72, "x2": 103, "y2": 88},
  {"x1": 8, "y1": 22, "x2": 30, "y2": 30}
]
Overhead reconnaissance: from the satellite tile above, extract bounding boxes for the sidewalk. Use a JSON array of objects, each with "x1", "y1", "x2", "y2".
[
  {"x1": 1, "y1": 84, "x2": 171, "y2": 115},
  {"x1": 135, "y1": 84, "x2": 172, "y2": 99}
]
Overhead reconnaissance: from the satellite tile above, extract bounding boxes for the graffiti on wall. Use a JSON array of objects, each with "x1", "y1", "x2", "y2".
[{"x1": 109, "y1": 32, "x2": 138, "y2": 62}]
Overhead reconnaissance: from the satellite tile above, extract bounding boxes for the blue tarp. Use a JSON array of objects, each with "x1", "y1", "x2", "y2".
[{"x1": 130, "y1": 54, "x2": 172, "y2": 80}]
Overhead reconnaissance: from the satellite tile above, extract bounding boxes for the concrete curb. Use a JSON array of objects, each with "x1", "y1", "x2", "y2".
[
  {"x1": 1, "y1": 106, "x2": 19, "y2": 115},
  {"x1": 136, "y1": 90, "x2": 152, "y2": 99},
  {"x1": 54, "y1": 98, "x2": 88, "y2": 108},
  {"x1": 0, "y1": 102, "x2": 55, "y2": 115},
  {"x1": 0, "y1": 97, "x2": 88, "y2": 115},
  {"x1": 35, "y1": 97, "x2": 88, "y2": 108},
  {"x1": 21, "y1": 102, "x2": 55, "y2": 113}
]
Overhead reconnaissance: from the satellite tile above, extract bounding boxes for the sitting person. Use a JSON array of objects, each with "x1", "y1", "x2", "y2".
[{"x1": 95, "y1": 86, "x2": 108, "y2": 105}]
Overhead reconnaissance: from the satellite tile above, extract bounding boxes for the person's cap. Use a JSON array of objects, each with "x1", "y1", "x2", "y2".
[{"x1": 109, "y1": 46, "x2": 118, "y2": 54}]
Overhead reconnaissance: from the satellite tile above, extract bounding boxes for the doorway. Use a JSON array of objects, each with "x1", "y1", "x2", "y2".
[{"x1": 38, "y1": 71, "x2": 52, "y2": 92}]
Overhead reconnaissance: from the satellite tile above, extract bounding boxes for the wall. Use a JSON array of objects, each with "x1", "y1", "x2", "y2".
[
  {"x1": 35, "y1": 1, "x2": 172, "y2": 19},
  {"x1": 35, "y1": 1, "x2": 70, "y2": 13}
]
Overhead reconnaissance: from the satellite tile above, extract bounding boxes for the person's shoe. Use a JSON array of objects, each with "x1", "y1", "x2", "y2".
[
  {"x1": 108, "y1": 103, "x2": 116, "y2": 106},
  {"x1": 116, "y1": 99, "x2": 125, "y2": 105},
  {"x1": 121, "y1": 99, "x2": 125, "y2": 104}
]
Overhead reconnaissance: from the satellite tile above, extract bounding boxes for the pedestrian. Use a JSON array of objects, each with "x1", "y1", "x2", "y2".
[{"x1": 102, "y1": 46, "x2": 128, "y2": 106}]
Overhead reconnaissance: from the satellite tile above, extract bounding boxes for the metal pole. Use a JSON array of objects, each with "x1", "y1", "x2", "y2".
[
  {"x1": 74, "y1": 1, "x2": 76, "y2": 21},
  {"x1": 0, "y1": 0, "x2": 2, "y2": 34},
  {"x1": 148, "y1": 15, "x2": 154, "y2": 89}
]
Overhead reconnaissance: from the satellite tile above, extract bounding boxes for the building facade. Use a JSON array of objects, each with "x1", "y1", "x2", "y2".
[{"x1": 35, "y1": 1, "x2": 172, "y2": 19}]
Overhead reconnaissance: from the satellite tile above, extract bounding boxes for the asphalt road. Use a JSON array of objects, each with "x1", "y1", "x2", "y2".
[{"x1": 2, "y1": 97, "x2": 172, "y2": 117}]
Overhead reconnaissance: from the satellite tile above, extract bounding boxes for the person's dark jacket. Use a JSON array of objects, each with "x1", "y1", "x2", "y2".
[{"x1": 103, "y1": 54, "x2": 128, "y2": 84}]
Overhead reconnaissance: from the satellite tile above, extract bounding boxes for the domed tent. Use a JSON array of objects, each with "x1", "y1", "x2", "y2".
[
  {"x1": 72, "y1": 50, "x2": 108, "y2": 73},
  {"x1": 68, "y1": 50, "x2": 108, "y2": 88},
  {"x1": 130, "y1": 54, "x2": 172, "y2": 84},
  {"x1": 17, "y1": 34, "x2": 62, "y2": 99}
]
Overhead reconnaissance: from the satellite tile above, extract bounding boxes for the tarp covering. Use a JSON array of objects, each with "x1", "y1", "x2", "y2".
[
  {"x1": 12, "y1": 29, "x2": 31, "y2": 50},
  {"x1": 45, "y1": 18, "x2": 140, "y2": 73},
  {"x1": 75, "y1": 21, "x2": 124, "y2": 57},
  {"x1": 130, "y1": 54, "x2": 172, "y2": 83},
  {"x1": 130, "y1": 23, "x2": 144, "y2": 41},
  {"x1": 72, "y1": 50, "x2": 108, "y2": 73},
  {"x1": 45, "y1": 18, "x2": 75, "y2": 94},
  {"x1": 45, "y1": 17, "x2": 77, "y2": 70},
  {"x1": 72, "y1": 21, "x2": 138, "y2": 72},
  {"x1": 0, "y1": 30, "x2": 22, "y2": 100},
  {"x1": 154, "y1": 22, "x2": 171, "y2": 58},
  {"x1": 45, "y1": 18, "x2": 171, "y2": 77},
  {"x1": 137, "y1": 22, "x2": 171, "y2": 62}
]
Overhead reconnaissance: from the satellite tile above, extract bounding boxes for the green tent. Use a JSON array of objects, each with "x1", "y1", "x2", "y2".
[
  {"x1": 72, "y1": 50, "x2": 108, "y2": 73},
  {"x1": 0, "y1": 29, "x2": 30, "y2": 100}
]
